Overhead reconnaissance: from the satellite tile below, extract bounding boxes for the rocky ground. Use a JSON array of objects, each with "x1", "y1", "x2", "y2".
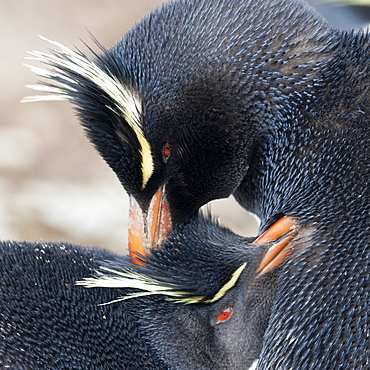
[{"x1": 1, "y1": 1, "x2": 368, "y2": 254}]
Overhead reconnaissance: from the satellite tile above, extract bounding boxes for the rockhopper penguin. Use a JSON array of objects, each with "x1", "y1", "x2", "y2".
[
  {"x1": 24, "y1": 0, "x2": 369, "y2": 367},
  {"x1": 0, "y1": 215, "x2": 296, "y2": 369}
]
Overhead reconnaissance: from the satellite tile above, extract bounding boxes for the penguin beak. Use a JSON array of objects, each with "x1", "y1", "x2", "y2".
[
  {"x1": 255, "y1": 216, "x2": 298, "y2": 275},
  {"x1": 128, "y1": 187, "x2": 172, "y2": 266}
]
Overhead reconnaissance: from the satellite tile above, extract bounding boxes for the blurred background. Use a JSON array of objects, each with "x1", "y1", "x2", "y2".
[{"x1": 0, "y1": 0, "x2": 369, "y2": 254}]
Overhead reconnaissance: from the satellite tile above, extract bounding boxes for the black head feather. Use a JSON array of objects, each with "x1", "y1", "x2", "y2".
[{"x1": 81, "y1": 215, "x2": 265, "y2": 304}]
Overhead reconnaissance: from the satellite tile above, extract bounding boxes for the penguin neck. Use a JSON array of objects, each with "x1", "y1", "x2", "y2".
[
  {"x1": 234, "y1": 123, "x2": 314, "y2": 226},
  {"x1": 255, "y1": 29, "x2": 370, "y2": 125},
  {"x1": 235, "y1": 30, "x2": 370, "y2": 230}
]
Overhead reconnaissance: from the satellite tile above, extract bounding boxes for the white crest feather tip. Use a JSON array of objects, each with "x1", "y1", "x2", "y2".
[
  {"x1": 23, "y1": 35, "x2": 154, "y2": 188},
  {"x1": 76, "y1": 262, "x2": 247, "y2": 306}
]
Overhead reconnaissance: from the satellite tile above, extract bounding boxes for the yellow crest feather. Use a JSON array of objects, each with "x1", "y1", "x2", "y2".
[
  {"x1": 23, "y1": 36, "x2": 154, "y2": 188},
  {"x1": 76, "y1": 262, "x2": 247, "y2": 306}
]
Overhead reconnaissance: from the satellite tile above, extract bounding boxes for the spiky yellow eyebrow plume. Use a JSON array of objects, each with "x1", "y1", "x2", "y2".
[
  {"x1": 203, "y1": 262, "x2": 247, "y2": 303},
  {"x1": 22, "y1": 36, "x2": 154, "y2": 188},
  {"x1": 76, "y1": 262, "x2": 247, "y2": 306}
]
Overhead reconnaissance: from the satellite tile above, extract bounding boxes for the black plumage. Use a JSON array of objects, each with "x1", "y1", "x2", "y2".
[
  {"x1": 25, "y1": 0, "x2": 370, "y2": 367},
  {"x1": 0, "y1": 243, "x2": 166, "y2": 369},
  {"x1": 0, "y1": 216, "x2": 283, "y2": 369}
]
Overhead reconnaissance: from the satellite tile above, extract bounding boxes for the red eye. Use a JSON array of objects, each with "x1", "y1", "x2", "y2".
[
  {"x1": 163, "y1": 142, "x2": 171, "y2": 162},
  {"x1": 216, "y1": 307, "x2": 233, "y2": 324}
]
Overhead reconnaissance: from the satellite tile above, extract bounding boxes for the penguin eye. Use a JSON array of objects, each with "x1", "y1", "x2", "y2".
[
  {"x1": 163, "y1": 142, "x2": 171, "y2": 163},
  {"x1": 216, "y1": 307, "x2": 233, "y2": 324}
]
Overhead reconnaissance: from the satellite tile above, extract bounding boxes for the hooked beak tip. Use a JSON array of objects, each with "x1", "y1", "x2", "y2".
[
  {"x1": 128, "y1": 187, "x2": 172, "y2": 265},
  {"x1": 255, "y1": 216, "x2": 299, "y2": 275}
]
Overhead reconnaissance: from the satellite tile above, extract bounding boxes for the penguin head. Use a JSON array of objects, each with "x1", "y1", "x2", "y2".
[
  {"x1": 78, "y1": 214, "x2": 295, "y2": 369},
  {"x1": 25, "y1": 0, "x2": 330, "y2": 257},
  {"x1": 70, "y1": 41, "x2": 254, "y2": 254}
]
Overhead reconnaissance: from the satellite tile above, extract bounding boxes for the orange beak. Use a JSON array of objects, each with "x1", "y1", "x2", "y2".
[
  {"x1": 128, "y1": 187, "x2": 172, "y2": 266},
  {"x1": 254, "y1": 216, "x2": 299, "y2": 275}
]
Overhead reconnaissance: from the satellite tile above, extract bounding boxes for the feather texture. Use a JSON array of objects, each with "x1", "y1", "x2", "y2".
[
  {"x1": 23, "y1": 36, "x2": 153, "y2": 188},
  {"x1": 77, "y1": 262, "x2": 247, "y2": 305}
]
